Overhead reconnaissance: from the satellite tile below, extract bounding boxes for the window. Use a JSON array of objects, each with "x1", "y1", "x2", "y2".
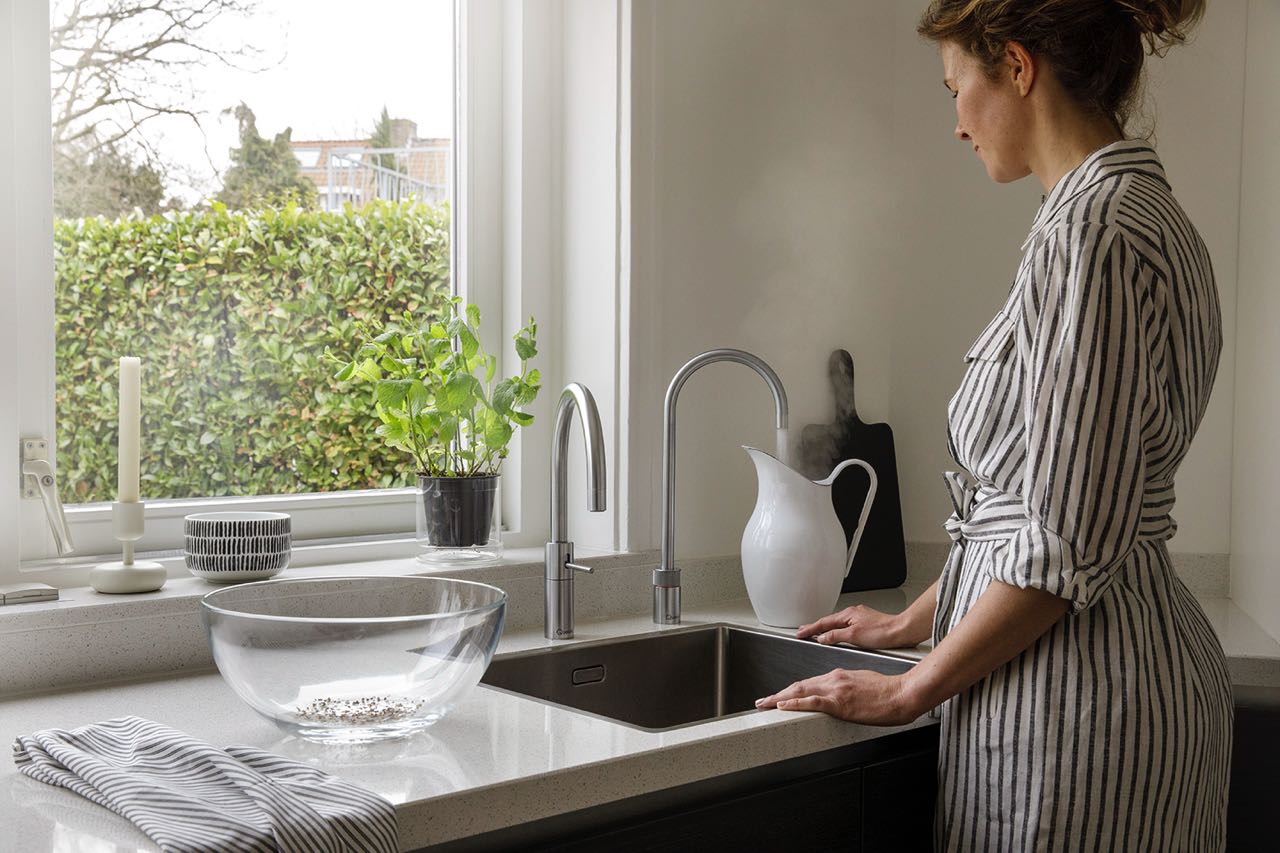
[
  {"x1": 292, "y1": 149, "x2": 322, "y2": 169},
  {"x1": 49, "y1": 0, "x2": 456, "y2": 509},
  {"x1": 5, "y1": 0, "x2": 505, "y2": 577},
  {"x1": 3, "y1": 0, "x2": 628, "y2": 585}
]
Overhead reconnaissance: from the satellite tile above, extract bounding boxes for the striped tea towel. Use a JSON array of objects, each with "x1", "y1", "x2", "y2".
[{"x1": 12, "y1": 716, "x2": 398, "y2": 853}]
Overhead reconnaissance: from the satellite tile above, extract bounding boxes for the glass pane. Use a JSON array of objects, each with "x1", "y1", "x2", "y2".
[{"x1": 50, "y1": 0, "x2": 454, "y2": 503}]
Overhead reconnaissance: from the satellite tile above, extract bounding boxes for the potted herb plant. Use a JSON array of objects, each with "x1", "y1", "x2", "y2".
[{"x1": 331, "y1": 297, "x2": 539, "y2": 556}]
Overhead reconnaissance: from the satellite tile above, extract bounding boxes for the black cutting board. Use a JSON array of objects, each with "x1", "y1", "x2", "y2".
[{"x1": 797, "y1": 350, "x2": 907, "y2": 592}]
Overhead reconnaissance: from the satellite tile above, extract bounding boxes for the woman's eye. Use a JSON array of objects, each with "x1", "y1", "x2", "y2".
[{"x1": 950, "y1": 90, "x2": 958, "y2": 100}]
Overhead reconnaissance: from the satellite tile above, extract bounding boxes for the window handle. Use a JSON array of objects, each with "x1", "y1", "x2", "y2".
[{"x1": 21, "y1": 458, "x2": 75, "y2": 556}]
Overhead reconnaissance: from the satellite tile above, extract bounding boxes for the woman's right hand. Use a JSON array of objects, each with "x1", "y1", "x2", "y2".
[{"x1": 796, "y1": 605, "x2": 910, "y2": 649}]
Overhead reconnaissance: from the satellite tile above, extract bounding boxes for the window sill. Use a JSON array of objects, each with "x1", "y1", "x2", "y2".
[
  {"x1": 17, "y1": 522, "x2": 552, "y2": 588},
  {"x1": 3, "y1": 544, "x2": 648, "y2": 626},
  {"x1": 26, "y1": 490, "x2": 424, "y2": 572}
]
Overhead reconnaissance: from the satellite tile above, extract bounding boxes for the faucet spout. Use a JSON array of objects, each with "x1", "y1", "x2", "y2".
[
  {"x1": 656, "y1": 349, "x2": 788, "y2": 624},
  {"x1": 545, "y1": 383, "x2": 608, "y2": 640},
  {"x1": 551, "y1": 383, "x2": 607, "y2": 542}
]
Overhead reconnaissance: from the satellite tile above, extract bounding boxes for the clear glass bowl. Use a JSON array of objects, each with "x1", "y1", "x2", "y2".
[{"x1": 201, "y1": 576, "x2": 506, "y2": 743}]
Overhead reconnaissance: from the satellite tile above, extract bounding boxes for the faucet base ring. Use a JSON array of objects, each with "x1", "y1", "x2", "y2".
[{"x1": 653, "y1": 585, "x2": 681, "y2": 625}]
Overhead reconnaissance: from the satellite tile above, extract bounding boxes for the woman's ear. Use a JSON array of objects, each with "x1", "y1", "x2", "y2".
[{"x1": 1005, "y1": 40, "x2": 1036, "y2": 97}]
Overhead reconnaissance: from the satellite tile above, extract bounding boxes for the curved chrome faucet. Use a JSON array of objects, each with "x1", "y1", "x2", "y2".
[
  {"x1": 545, "y1": 383, "x2": 608, "y2": 639},
  {"x1": 655, "y1": 349, "x2": 788, "y2": 624}
]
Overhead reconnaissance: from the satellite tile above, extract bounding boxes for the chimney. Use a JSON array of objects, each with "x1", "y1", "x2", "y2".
[{"x1": 390, "y1": 119, "x2": 417, "y2": 148}]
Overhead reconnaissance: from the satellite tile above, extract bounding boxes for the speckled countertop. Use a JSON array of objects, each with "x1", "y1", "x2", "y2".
[
  {"x1": 1, "y1": 562, "x2": 1276, "y2": 852},
  {"x1": 1, "y1": 589, "x2": 934, "y2": 852}
]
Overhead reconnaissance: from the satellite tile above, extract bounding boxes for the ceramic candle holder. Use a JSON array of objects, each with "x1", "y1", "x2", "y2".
[{"x1": 90, "y1": 501, "x2": 166, "y2": 594}]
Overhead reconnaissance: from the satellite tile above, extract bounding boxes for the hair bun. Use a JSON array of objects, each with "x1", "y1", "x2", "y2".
[{"x1": 1116, "y1": 0, "x2": 1205, "y2": 43}]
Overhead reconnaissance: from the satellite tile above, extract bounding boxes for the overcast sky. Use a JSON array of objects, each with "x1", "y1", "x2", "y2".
[{"x1": 64, "y1": 0, "x2": 454, "y2": 202}]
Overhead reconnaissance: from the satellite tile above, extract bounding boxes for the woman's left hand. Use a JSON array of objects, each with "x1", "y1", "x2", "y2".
[{"x1": 754, "y1": 669, "x2": 921, "y2": 726}]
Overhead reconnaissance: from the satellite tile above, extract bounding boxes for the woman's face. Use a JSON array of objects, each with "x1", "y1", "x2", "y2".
[{"x1": 940, "y1": 41, "x2": 1031, "y2": 184}]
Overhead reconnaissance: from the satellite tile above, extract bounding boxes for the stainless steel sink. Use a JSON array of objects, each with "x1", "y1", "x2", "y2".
[{"x1": 479, "y1": 623, "x2": 915, "y2": 731}]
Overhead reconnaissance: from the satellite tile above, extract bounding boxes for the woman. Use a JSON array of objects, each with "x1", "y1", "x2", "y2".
[{"x1": 755, "y1": 1, "x2": 1232, "y2": 850}]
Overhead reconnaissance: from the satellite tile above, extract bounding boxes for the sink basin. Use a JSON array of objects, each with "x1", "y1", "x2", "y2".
[{"x1": 480, "y1": 623, "x2": 914, "y2": 731}]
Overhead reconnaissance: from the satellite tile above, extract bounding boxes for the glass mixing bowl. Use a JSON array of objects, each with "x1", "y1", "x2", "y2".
[{"x1": 202, "y1": 576, "x2": 506, "y2": 743}]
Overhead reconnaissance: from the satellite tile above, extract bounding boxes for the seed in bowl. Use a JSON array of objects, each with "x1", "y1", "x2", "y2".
[{"x1": 295, "y1": 696, "x2": 424, "y2": 725}]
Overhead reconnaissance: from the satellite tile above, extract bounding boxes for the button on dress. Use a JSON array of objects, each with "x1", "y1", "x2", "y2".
[{"x1": 933, "y1": 141, "x2": 1232, "y2": 852}]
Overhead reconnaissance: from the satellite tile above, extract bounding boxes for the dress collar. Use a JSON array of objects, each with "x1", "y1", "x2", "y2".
[{"x1": 1021, "y1": 139, "x2": 1169, "y2": 250}]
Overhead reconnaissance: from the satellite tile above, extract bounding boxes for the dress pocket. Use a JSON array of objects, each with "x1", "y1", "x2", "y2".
[{"x1": 963, "y1": 311, "x2": 1015, "y2": 362}]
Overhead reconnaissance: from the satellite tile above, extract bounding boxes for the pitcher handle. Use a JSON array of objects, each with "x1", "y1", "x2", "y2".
[{"x1": 826, "y1": 458, "x2": 878, "y2": 578}]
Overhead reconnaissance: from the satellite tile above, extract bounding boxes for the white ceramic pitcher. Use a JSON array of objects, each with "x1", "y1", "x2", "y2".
[{"x1": 740, "y1": 447, "x2": 878, "y2": 628}]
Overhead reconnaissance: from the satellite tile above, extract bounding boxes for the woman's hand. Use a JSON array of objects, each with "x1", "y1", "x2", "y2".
[
  {"x1": 754, "y1": 669, "x2": 921, "y2": 726},
  {"x1": 796, "y1": 605, "x2": 909, "y2": 649}
]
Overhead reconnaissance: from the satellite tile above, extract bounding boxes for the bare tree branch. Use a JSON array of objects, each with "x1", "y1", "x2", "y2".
[{"x1": 50, "y1": 0, "x2": 265, "y2": 175}]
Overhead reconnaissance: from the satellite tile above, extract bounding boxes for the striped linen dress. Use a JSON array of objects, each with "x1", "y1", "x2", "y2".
[{"x1": 932, "y1": 140, "x2": 1232, "y2": 852}]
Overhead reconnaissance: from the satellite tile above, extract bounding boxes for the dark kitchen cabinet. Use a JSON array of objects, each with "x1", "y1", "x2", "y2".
[
  {"x1": 537, "y1": 764, "x2": 865, "y2": 852},
  {"x1": 419, "y1": 723, "x2": 939, "y2": 853},
  {"x1": 1228, "y1": 685, "x2": 1280, "y2": 852},
  {"x1": 861, "y1": 746, "x2": 938, "y2": 852}
]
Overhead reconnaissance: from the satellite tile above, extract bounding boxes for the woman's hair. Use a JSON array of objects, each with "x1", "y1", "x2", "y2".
[{"x1": 917, "y1": 0, "x2": 1205, "y2": 133}]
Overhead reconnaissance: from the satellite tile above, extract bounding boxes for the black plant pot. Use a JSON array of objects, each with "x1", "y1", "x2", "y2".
[{"x1": 416, "y1": 475, "x2": 498, "y2": 548}]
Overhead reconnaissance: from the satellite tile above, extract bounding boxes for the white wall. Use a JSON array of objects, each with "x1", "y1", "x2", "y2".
[
  {"x1": 1230, "y1": 0, "x2": 1280, "y2": 641},
  {"x1": 630, "y1": 0, "x2": 898, "y2": 560},
  {"x1": 630, "y1": 0, "x2": 1246, "y2": 565}
]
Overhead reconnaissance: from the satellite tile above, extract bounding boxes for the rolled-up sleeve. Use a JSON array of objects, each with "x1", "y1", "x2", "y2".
[{"x1": 991, "y1": 223, "x2": 1151, "y2": 612}]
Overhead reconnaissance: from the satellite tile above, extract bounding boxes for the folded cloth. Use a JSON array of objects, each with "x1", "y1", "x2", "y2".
[{"x1": 12, "y1": 716, "x2": 398, "y2": 853}]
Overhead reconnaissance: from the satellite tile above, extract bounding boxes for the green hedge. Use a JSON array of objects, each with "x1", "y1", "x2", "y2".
[{"x1": 54, "y1": 199, "x2": 451, "y2": 503}]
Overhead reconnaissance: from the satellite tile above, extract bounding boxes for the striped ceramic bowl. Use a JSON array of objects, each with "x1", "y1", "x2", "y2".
[{"x1": 184, "y1": 512, "x2": 291, "y2": 583}]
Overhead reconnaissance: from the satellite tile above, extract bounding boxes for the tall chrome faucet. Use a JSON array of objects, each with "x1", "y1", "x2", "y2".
[
  {"x1": 545, "y1": 383, "x2": 608, "y2": 640},
  {"x1": 655, "y1": 349, "x2": 788, "y2": 624}
]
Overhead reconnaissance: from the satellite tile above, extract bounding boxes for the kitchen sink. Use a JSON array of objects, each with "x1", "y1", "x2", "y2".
[{"x1": 479, "y1": 623, "x2": 915, "y2": 731}]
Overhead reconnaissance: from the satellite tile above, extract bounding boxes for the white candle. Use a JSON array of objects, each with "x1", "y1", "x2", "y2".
[{"x1": 118, "y1": 356, "x2": 141, "y2": 503}]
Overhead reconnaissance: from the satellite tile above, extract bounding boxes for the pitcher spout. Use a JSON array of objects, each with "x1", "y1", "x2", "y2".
[{"x1": 742, "y1": 445, "x2": 822, "y2": 491}]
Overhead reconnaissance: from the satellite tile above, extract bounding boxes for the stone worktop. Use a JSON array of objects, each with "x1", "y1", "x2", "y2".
[
  {"x1": 1, "y1": 550, "x2": 1275, "y2": 852},
  {"x1": 2, "y1": 589, "x2": 934, "y2": 852}
]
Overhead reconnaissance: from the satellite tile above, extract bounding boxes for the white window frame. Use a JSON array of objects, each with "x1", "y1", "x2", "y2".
[{"x1": 0, "y1": 0, "x2": 596, "y2": 585}]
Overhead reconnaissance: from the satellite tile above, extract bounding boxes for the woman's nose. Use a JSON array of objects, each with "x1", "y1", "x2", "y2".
[{"x1": 955, "y1": 124, "x2": 970, "y2": 141}]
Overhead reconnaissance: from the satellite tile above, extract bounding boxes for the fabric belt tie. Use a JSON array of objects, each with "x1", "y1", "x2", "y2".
[
  {"x1": 942, "y1": 470, "x2": 1027, "y2": 547},
  {"x1": 943, "y1": 470, "x2": 978, "y2": 545}
]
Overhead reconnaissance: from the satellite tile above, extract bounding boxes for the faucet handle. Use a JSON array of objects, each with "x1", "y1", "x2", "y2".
[{"x1": 545, "y1": 541, "x2": 594, "y2": 580}]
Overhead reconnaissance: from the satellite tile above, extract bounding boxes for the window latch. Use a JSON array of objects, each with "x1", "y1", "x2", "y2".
[{"x1": 20, "y1": 439, "x2": 74, "y2": 556}]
